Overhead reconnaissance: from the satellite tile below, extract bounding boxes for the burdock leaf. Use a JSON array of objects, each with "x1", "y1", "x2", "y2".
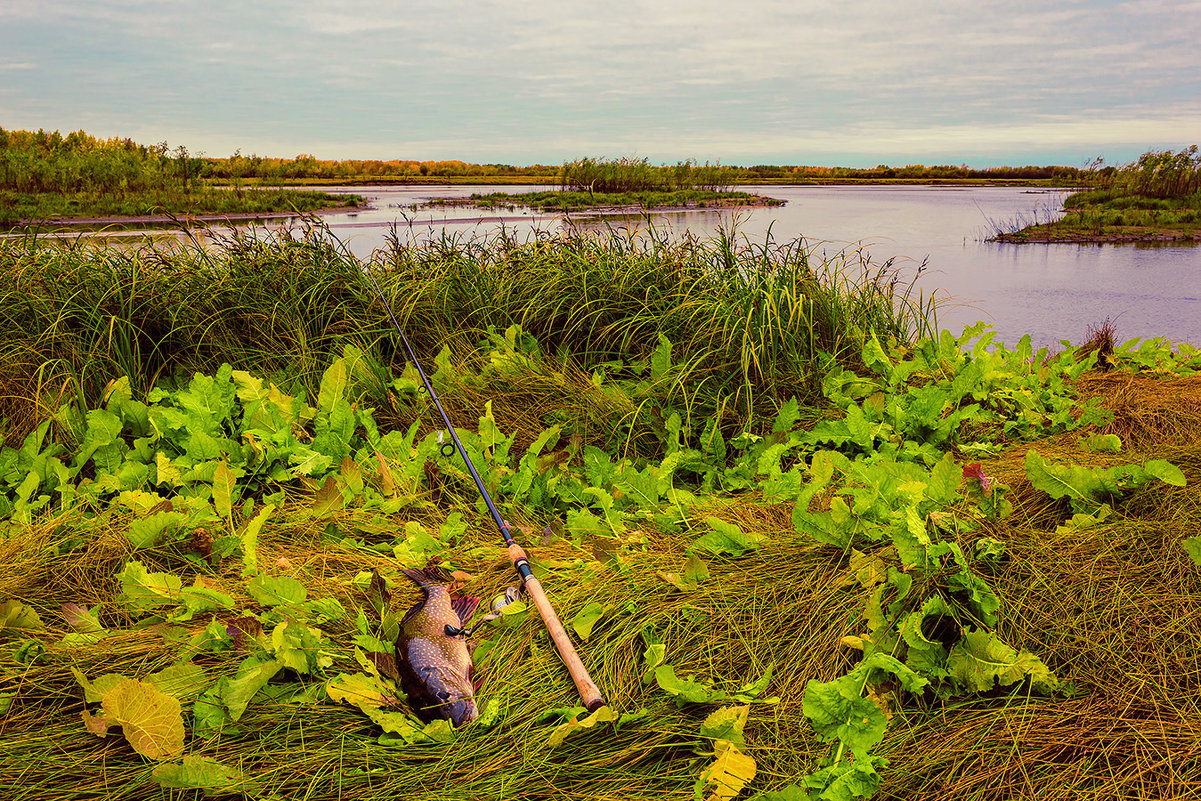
[
  {"x1": 700, "y1": 705, "x2": 750, "y2": 748},
  {"x1": 153, "y1": 755, "x2": 243, "y2": 795},
  {"x1": 116, "y1": 561, "x2": 183, "y2": 612},
  {"x1": 698, "y1": 739, "x2": 757, "y2": 801},
  {"x1": 570, "y1": 602, "x2": 605, "y2": 641},
  {"x1": 147, "y1": 663, "x2": 209, "y2": 701},
  {"x1": 0, "y1": 600, "x2": 44, "y2": 633},
  {"x1": 98, "y1": 679, "x2": 185, "y2": 760},
  {"x1": 947, "y1": 630, "x2": 1058, "y2": 694},
  {"x1": 247, "y1": 573, "x2": 307, "y2": 607}
]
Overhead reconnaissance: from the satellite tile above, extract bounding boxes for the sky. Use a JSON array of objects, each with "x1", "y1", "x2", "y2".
[{"x1": 1, "y1": 0, "x2": 1198, "y2": 168}]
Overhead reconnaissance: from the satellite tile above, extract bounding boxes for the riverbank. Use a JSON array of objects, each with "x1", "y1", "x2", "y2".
[{"x1": 1, "y1": 188, "x2": 362, "y2": 229}]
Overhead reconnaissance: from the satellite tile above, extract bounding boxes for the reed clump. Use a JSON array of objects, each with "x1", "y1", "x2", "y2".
[{"x1": 0, "y1": 224, "x2": 935, "y2": 448}]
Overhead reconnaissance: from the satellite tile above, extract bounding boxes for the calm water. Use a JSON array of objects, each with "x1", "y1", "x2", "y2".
[{"x1": 265, "y1": 184, "x2": 1201, "y2": 349}]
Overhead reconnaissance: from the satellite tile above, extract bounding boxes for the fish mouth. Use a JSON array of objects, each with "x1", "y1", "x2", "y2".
[{"x1": 446, "y1": 696, "x2": 479, "y2": 727}]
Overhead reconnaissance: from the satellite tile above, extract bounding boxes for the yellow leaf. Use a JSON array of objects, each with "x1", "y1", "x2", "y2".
[
  {"x1": 699, "y1": 739, "x2": 756, "y2": 801},
  {"x1": 546, "y1": 705, "x2": 618, "y2": 747},
  {"x1": 98, "y1": 679, "x2": 184, "y2": 760}
]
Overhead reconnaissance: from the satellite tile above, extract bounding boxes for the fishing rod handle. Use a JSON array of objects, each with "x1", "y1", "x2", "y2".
[{"x1": 508, "y1": 543, "x2": 606, "y2": 711}]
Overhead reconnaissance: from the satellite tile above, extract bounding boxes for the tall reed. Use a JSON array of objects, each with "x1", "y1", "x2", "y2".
[{"x1": 0, "y1": 223, "x2": 937, "y2": 443}]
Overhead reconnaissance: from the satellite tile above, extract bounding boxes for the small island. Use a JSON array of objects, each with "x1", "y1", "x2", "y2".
[
  {"x1": 994, "y1": 146, "x2": 1200, "y2": 244},
  {"x1": 426, "y1": 157, "x2": 786, "y2": 213}
]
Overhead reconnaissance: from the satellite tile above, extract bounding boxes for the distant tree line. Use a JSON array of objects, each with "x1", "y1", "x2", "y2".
[
  {"x1": 1084, "y1": 146, "x2": 1200, "y2": 199},
  {"x1": 0, "y1": 127, "x2": 205, "y2": 195},
  {"x1": 13, "y1": 126, "x2": 1169, "y2": 198}
]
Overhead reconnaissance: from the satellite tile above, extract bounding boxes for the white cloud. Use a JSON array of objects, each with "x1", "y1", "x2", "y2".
[{"x1": 1, "y1": 0, "x2": 1197, "y2": 164}]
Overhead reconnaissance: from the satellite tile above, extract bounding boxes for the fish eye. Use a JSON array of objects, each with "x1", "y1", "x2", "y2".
[{"x1": 436, "y1": 690, "x2": 452, "y2": 702}]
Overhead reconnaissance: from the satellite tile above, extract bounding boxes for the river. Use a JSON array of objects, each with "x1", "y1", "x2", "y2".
[{"x1": 296, "y1": 183, "x2": 1199, "y2": 350}]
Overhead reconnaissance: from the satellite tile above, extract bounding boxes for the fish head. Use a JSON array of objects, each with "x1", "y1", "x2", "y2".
[{"x1": 416, "y1": 662, "x2": 478, "y2": 726}]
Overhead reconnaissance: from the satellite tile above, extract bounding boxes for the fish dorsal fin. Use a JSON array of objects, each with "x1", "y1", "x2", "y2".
[
  {"x1": 400, "y1": 565, "x2": 456, "y2": 586},
  {"x1": 451, "y1": 595, "x2": 480, "y2": 626}
]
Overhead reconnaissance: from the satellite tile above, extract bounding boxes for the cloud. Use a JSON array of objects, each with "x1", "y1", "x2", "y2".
[{"x1": 1, "y1": 0, "x2": 1198, "y2": 165}]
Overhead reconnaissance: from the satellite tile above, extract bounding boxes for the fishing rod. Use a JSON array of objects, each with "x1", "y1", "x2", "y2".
[{"x1": 362, "y1": 265, "x2": 605, "y2": 712}]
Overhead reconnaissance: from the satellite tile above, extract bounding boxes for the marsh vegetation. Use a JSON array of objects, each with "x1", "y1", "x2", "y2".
[
  {"x1": 995, "y1": 146, "x2": 1201, "y2": 243},
  {"x1": 0, "y1": 128, "x2": 359, "y2": 227},
  {"x1": 1, "y1": 225, "x2": 1199, "y2": 800}
]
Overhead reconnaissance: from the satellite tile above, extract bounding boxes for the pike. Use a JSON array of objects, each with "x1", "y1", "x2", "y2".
[{"x1": 362, "y1": 264, "x2": 605, "y2": 718}]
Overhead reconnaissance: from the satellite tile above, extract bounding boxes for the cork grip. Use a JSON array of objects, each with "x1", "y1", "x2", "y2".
[{"x1": 508, "y1": 542, "x2": 606, "y2": 711}]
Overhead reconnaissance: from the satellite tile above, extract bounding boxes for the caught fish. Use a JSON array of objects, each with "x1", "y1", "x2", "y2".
[{"x1": 396, "y1": 566, "x2": 481, "y2": 726}]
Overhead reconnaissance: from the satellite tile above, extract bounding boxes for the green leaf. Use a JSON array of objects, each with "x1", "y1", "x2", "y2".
[
  {"x1": 650, "y1": 333, "x2": 673, "y2": 380},
  {"x1": 128, "y1": 510, "x2": 187, "y2": 550},
  {"x1": 177, "y1": 581, "x2": 235, "y2": 618},
  {"x1": 1184, "y1": 536, "x2": 1201, "y2": 568},
  {"x1": 71, "y1": 668, "x2": 130, "y2": 703},
  {"x1": 654, "y1": 664, "x2": 726, "y2": 705},
  {"x1": 240, "y1": 502, "x2": 274, "y2": 576},
  {"x1": 946, "y1": 629, "x2": 1058, "y2": 694},
  {"x1": 61, "y1": 603, "x2": 105, "y2": 634},
  {"x1": 316, "y1": 358, "x2": 349, "y2": 414},
  {"x1": 733, "y1": 664, "x2": 775, "y2": 702},
  {"x1": 701, "y1": 704, "x2": 750, "y2": 747},
  {"x1": 1024, "y1": 450, "x2": 1110, "y2": 512},
  {"x1": 326, "y1": 670, "x2": 397, "y2": 711},
  {"x1": 571, "y1": 602, "x2": 605, "y2": 641},
  {"x1": 0, "y1": 600, "x2": 44, "y2": 633},
  {"x1": 799, "y1": 754, "x2": 888, "y2": 801},
  {"x1": 146, "y1": 663, "x2": 209, "y2": 701},
  {"x1": 802, "y1": 663, "x2": 895, "y2": 755},
  {"x1": 691, "y1": 517, "x2": 763, "y2": 557},
  {"x1": 153, "y1": 755, "x2": 244, "y2": 795},
  {"x1": 392, "y1": 520, "x2": 448, "y2": 565},
  {"x1": 1082, "y1": 433, "x2": 1122, "y2": 453},
  {"x1": 1143, "y1": 459, "x2": 1186, "y2": 487},
  {"x1": 247, "y1": 573, "x2": 307, "y2": 607},
  {"x1": 211, "y1": 460, "x2": 236, "y2": 520},
  {"x1": 116, "y1": 561, "x2": 182, "y2": 612},
  {"x1": 220, "y1": 656, "x2": 282, "y2": 721},
  {"x1": 270, "y1": 621, "x2": 331, "y2": 674}
]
